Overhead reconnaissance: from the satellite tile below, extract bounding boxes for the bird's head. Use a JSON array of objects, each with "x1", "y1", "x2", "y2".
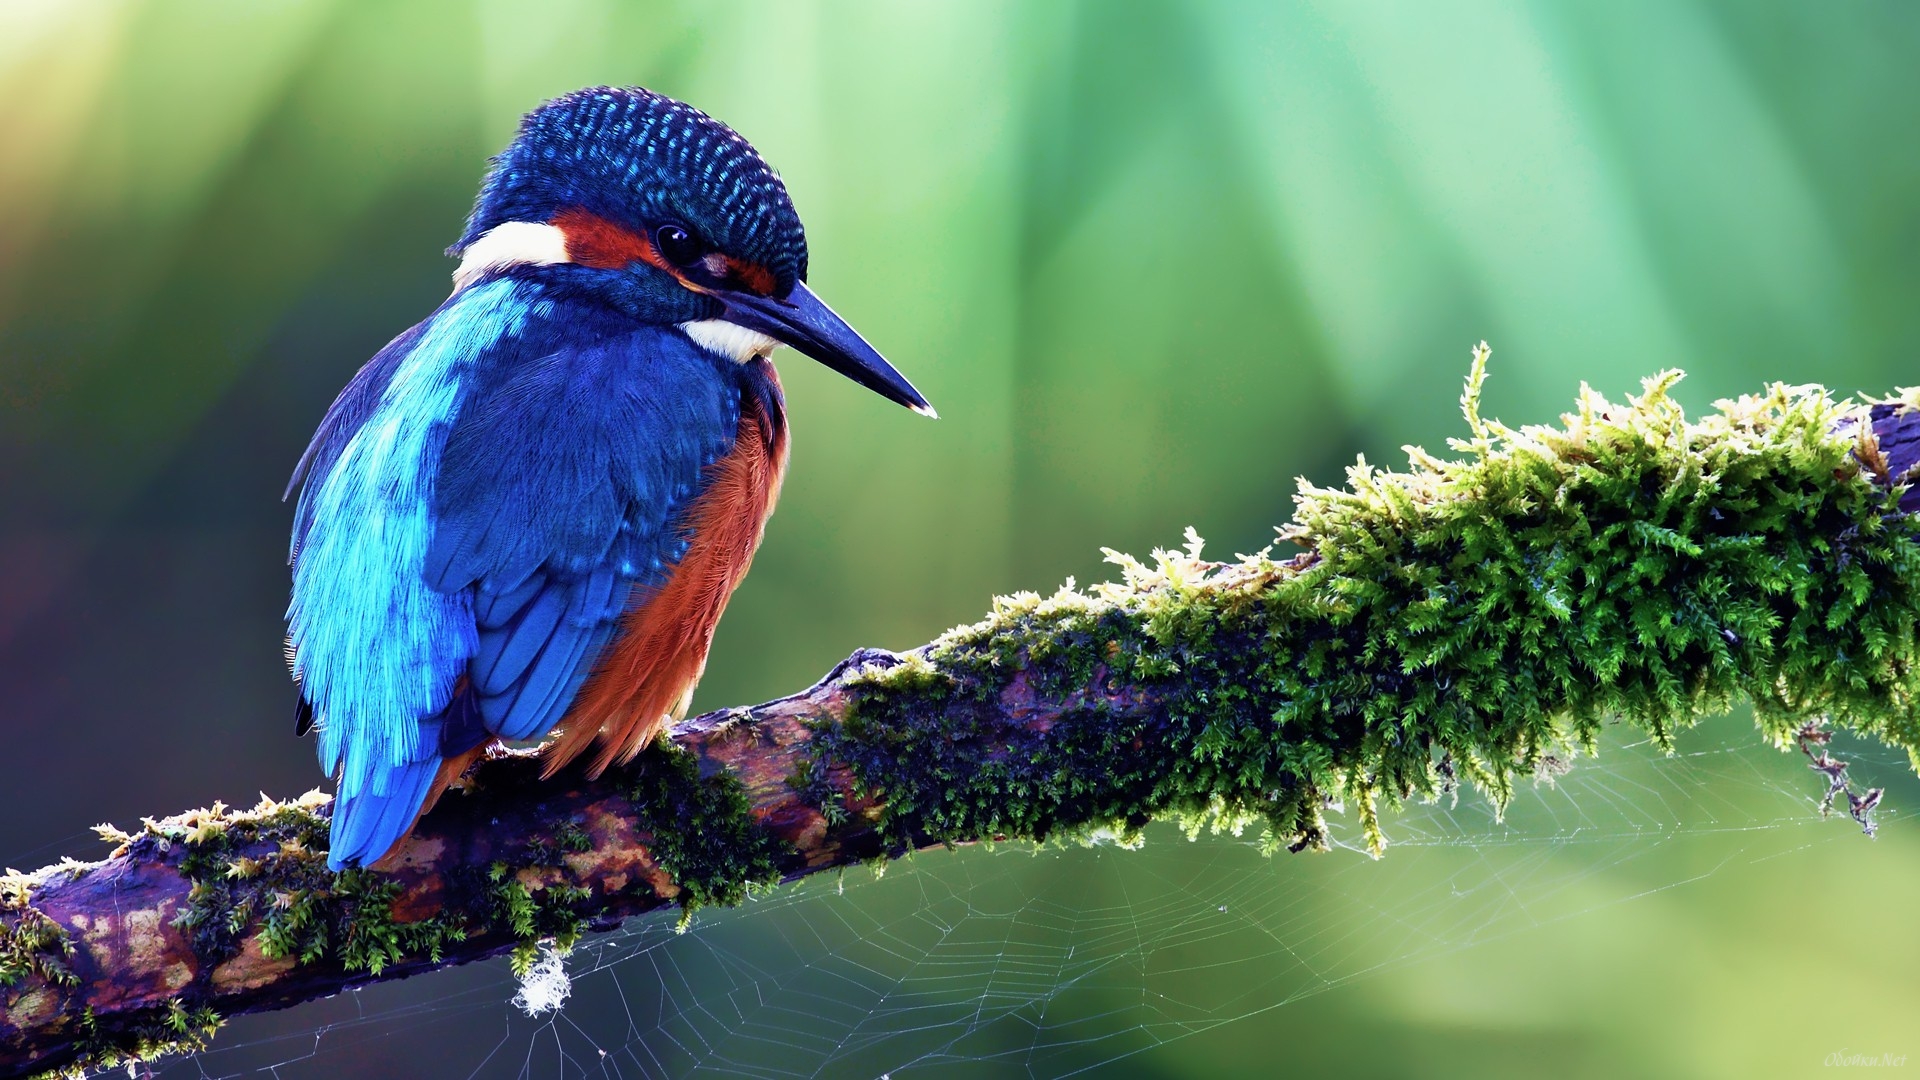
[{"x1": 451, "y1": 86, "x2": 932, "y2": 415}]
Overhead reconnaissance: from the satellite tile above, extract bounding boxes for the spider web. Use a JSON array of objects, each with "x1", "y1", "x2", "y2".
[{"x1": 148, "y1": 713, "x2": 1905, "y2": 1079}]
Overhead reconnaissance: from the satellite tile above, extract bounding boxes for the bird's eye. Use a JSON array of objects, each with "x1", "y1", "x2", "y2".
[{"x1": 654, "y1": 223, "x2": 703, "y2": 266}]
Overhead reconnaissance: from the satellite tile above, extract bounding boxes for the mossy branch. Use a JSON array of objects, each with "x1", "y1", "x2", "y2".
[{"x1": 9, "y1": 368, "x2": 1920, "y2": 1078}]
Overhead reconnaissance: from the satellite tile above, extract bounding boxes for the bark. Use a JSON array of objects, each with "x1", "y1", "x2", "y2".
[{"x1": 0, "y1": 658, "x2": 907, "y2": 1077}]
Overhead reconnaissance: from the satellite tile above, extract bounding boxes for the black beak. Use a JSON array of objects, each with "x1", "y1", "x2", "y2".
[{"x1": 719, "y1": 282, "x2": 935, "y2": 417}]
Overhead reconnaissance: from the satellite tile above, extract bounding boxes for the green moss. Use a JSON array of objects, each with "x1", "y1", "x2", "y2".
[
  {"x1": 18, "y1": 738, "x2": 779, "y2": 1074},
  {"x1": 129, "y1": 789, "x2": 596, "y2": 993},
  {"x1": 622, "y1": 743, "x2": 788, "y2": 915},
  {"x1": 327, "y1": 870, "x2": 442, "y2": 975},
  {"x1": 785, "y1": 757, "x2": 848, "y2": 826},
  {"x1": 157, "y1": 746, "x2": 790, "y2": 986},
  {"x1": 519, "y1": 818, "x2": 594, "y2": 868},
  {"x1": 814, "y1": 370, "x2": 1920, "y2": 858},
  {"x1": 1, "y1": 903, "x2": 76, "y2": 989},
  {"x1": 27, "y1": 1000, "x2": 223, "y2": 1080},
  {"x1": 130, "y1": 792, "x2": 478, "y2": 979},
  {"x1": 481, "y1": 859, "x2": 588, "y2": 976}
]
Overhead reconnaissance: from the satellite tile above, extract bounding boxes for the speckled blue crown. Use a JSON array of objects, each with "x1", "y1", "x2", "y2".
[{"x1": 455, "y1": 87, "x2": 808, "y2": 291}]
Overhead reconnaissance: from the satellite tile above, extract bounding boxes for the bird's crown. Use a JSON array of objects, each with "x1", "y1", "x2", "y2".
[
  {"x1": 444, "y1": 86, "x2": 932, "y2": 415},
  {"x1": 455, "y1": 87, "x2": 807, "y2": 295}
]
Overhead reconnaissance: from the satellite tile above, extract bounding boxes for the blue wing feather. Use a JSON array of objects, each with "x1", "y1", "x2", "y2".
[
  {"x1": 327, "y1": 756, "x2": 440, "y2": 869},
  {"x1": 289, "y1": 279, "x2": 740, "y2": 869},
  {"x1": 291, "y1": 280, "x2": 539, "y2": 792},
  {"x1": 473, "y1": 568, "x2": 546, "y2": 627},
  {"x1": 426, "y1": 320, "x2": 739, "y2": 755},
  {"x1": 472, "y1": 584, "x2": 570, "y2": 694}
]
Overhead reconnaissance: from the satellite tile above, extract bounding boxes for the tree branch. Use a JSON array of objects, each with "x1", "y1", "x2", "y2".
[{"x1": 8, "y1": 372, "x2": 1920, "y2": 1078}]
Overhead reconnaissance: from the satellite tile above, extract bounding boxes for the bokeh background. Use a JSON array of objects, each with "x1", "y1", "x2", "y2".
[{"x1": 4, "y1": 1, "x2": 1920, "y2": 1077}]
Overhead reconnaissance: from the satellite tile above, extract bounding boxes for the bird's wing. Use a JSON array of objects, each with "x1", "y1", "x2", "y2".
[
  {"x1": 288, "y1": 322, "x2": 430, "y2": 738},
  {"x1": 423, "y1": 321, "x2": 740, "y2": 747},
  {"x1": 289, "y1": 283, "x2": 741, "y2": 868},
  {"x1": 287, "y1": 281, "x2": 567, "y2": 864}
]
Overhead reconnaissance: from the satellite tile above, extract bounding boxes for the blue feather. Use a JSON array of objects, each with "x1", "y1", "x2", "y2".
[
  {"x1": 476, "y1": 618, "x2": 612, "y2": 740},
  {"x1": 499, "y1": 571, "x2": 623, "y2": 730},
  {"x1": 289, "y1": 278, "x2": 548, "y2": 868},
  {"x1": 474, "y1": 569, "x2": 546, "y2": 627},
  {"x1": 289, "y1": 276, "x2": 745, "y2": 868},
  {"x1": 472, "y1": 584, "x2": 569, "y2": 695},
  {"x1": 456, "y1": 88, "x2": 808, "y2": 294},
  {"x1": 327, "y1": 755, "x2": 438, "y2": 870},
  {"x1": 427, "y1": 316, "x2": 740, "y2": 747}
]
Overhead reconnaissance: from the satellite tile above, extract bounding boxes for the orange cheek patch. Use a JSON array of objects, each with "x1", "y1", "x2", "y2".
[
  {"x1": 550, "y1": 207, "x2": 670, "y2": 272},
  {"x1": 723, "y1": 258, "x2": 777, "y2": 297},
  {"x1": 549, "y1": 207, "x2": 775, "y2": 296}
]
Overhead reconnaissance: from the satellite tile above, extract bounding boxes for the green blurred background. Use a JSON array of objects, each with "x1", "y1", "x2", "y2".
[{"x1": 4, "y1": 1, "x2": 1919, "y2": 1076}]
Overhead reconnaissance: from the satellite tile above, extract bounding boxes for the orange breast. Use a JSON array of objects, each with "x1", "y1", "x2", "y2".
[{"x1": 544, "y1": 365, "x2": 790, "y2": 778}]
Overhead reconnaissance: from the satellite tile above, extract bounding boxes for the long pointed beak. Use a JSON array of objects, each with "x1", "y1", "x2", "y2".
[{"x1": 719, "y1": 282, "x2": 935, "y2": 417}]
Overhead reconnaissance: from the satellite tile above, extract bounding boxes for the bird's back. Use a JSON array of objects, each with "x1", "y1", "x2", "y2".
[{"x1": 289, "y1": 278, "x2": 785, "y2": 867}]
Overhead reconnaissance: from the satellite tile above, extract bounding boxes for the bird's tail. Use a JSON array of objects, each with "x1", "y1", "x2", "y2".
[
  {"x1": 324, "y1": 691, "x2": 490, "y2": 870},
  {"x1": 327, "y1": 755, "x2": 439, "y2": 871}
]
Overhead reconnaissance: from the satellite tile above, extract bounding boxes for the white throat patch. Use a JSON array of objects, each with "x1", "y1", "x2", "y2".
[
  {"x1": 452, "y1": 221, "x2": 571, "y2": 292},
  {"x1": 681, "y1": 319, "x2": 780, "y2": 364}
]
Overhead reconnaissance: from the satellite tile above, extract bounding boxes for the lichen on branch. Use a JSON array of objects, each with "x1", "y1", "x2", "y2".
[{"x1": 7, "y1": 360, "x2": 1920, "y2": 1078}]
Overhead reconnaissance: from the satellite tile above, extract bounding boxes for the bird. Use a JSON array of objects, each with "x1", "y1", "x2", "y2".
[{"x1": 285, "y1": 86, "x2": 932, "y2": 871}]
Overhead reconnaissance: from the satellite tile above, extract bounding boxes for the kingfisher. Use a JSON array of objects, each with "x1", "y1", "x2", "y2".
[{"x1": 286, "y1": 87, "x2": 932, "y2": 871}]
